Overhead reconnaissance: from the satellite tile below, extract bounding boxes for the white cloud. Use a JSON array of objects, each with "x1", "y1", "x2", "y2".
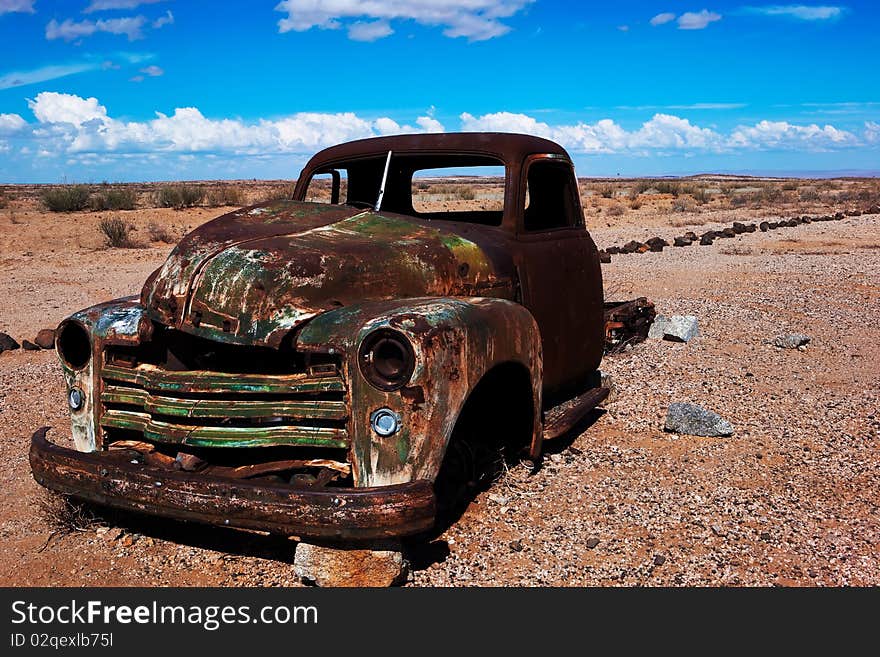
[
  {"x1": 46, "y1": 16, "x2": 147, "y2": 41},
  {"x1": 84, "y1": 0, "x2": 164, "y2": 13},
  {"x1": 0, "y1": 113, "x2": 26, "y2": 133},
  {"x1": 650, "y1": 12, "x2": 676, "y2": 26},
  {"x1": 7, "y1": 93, "x2": 872, "y2": 166},
  {"x1": 18, "y1": 92, "x2": 445, "y2": 156},
  {"x1": 0, "y1": 0, "x2": 34, "y2": 15},
  {"x1": 274, "y1": 0, "x2": 533, "y2": 41},
  {"x1": 729, "y1": 120, "x2": 858, "y2": 150},
  {"x1": 140, "y1": 64, "x2": 163, "y2": 76},
  {"x1": 746, "y1": 5, "x2": 844, "y2": 20},
  {"x1": 0, "y1": 62, "x2": 101, "y2": 90},
  {"x1": 348, "y1": 20, "x2": 394, "y2": 42},
  {"x1": 678, "y1": 9, "x2": 722, "y2": 29},
  {"x1": 152, "y1": 10, "x2": 173, "y2": 28}
]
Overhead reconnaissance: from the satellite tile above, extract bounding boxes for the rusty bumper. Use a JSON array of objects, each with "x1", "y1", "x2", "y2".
[{"x1": 29, "y1": 428, "x2": 436, "y2": 541}]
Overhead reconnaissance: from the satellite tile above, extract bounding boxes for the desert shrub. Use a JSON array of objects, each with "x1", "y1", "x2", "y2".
[
  {"x1": 607, "y1": 203, "x2": 625, "y2": 216},
  {"x1": 91, "y1": 187, "x2": 137, "y2": 211},
  {"x1": 631, "y1": 180, "x2": 653, "y2": 196},
  {"x1": 782, "y1": 181, "x2": 799, "y2": 191},
  {"x1": 760, "y1": 186, "x2": 783, "y2": 203},
  {"x1": 260, "y1": 183, "x2": 296, "y2": 202},
  {"x1": 692, "y1": 188, "x2": 710, "y2": 204},
  {"x1": 598, "y1": 184, "x2": 615, "y2": 199},
  {"x1": 147, "y1": 221, "x2": 175, "y2": 244},
  {"x1": 799, "y1": 188, "x2": 819, "y2": 202},
  {"x1": 629, "y1": 198, "x2": 642, "y2": 210},
  {"x1": 41, "y1": 185, "x2": 91, "y2": 212},
  {"x1": 38, "y1": 492, "x2": 104, "y2": 539},
  {"x1": 99, "y1": 216, "x2": 136, "y2": 248},
  {"x1": 156, "y1": 185, "x2": 204, "y2": 209},
  {"x1": 206, "y1": 185, "x2": 245, "y2": 207},
  {"x1": 0, "y1": 192, "x2": 7, "y2": 208},
  {"x1": 456, "y1": 185, "x2": 476, "y2": 201},
  {"x1": 730, "y1": 194, "x2": 749, "y2": 207},
  {"x1": 655, "y1": 181, "x2": 682, "y2": 197},
  {"x1": 672, "y1": 197, "x2": 694, "y2": 213}
]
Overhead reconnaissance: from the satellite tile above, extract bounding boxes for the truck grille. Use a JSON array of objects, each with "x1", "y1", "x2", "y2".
[{"x1": 99, "y1": 362, "x2": 349, "y2": 449}]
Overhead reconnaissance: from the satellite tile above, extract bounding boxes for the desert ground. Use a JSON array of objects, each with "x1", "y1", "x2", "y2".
[{"x1": 0, "y1": 177, "x2": 878, "y2": 586}]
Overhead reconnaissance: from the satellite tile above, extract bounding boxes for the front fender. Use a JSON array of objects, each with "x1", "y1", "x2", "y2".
[{"x1": 296, "y1": 297, "x2": 543, "y2": 487}]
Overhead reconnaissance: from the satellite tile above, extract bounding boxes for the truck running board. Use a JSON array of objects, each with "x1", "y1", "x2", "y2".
[{"x1": 542, "y1": 386, "x2": 610, "y2": 441}]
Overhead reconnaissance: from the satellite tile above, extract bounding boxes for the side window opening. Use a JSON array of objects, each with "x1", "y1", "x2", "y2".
[
  {"x1": 523, "y1": 160, "x2": 580, "y2": 232},
  {"x1": 304, "y1": 170, "x2": 346, "y2": 204}
]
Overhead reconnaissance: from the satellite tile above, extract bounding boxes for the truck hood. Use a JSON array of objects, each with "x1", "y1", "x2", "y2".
[{"x1": 142, "y1": 200, "x2": 513, "y2": 347}]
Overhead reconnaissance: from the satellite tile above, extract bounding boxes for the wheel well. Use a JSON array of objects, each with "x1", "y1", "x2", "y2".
[
  {"x1": 451, "y1": 361, "x2": 534, "y2": 451},
  {"x1": 432, "y1": 361, "x2": 534, "y2": 525}
]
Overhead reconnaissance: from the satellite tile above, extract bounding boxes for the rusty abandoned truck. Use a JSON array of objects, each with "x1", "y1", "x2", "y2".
[{"x1": 30, "y1": 133, "x2": 608, "y2": 545}]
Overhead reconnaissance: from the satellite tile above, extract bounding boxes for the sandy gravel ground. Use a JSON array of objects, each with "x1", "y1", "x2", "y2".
[{"x1": 0, "y1": 187, "x2": 877, "y2": 587}]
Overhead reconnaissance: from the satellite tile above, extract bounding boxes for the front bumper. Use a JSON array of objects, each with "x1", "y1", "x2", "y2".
[{"x1": 29, "y1": 428, "x2": 436, "y2": 541}]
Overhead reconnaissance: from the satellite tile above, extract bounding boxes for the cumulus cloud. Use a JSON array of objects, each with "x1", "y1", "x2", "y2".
[
  {"x1": 678, "y1": 9, "x2": 722, "y2": 29},
  {"x1": 745, "y1": 5, "x2": 844, "y2": 20},
  {"x1": 46, "y1": 16, "x2": 148, "y2": 41},
  {"x1": 728, "y1": 120, "x2": 858, "y2": 150},
  {"x1": 140, "y1": 64, "x2": 163, "y2": 76},
  {"x1": 0, "y1": 113, "x2": 27, "y2": 133},
  {"x1": 0, "y1": 0, "x2": 34, "y2": 15},
  {"x1": 347, "y1": 20, "x2": 394, "y2": 42},
  {"x1": 274, "y1": 0, "x2": 533, "y2": 41},
  {"x1": 6, "y1": 92, "x2": 872, "y2": 166},
  {"x1": 18, "y1": 92, "x2": 445, "y2": 155},
  {"x1": 84, "y1": 0, "x2": 164, "y2": 12},
  {"x1": 650, "y1": 12, "x2": 676, "y2": 26}
]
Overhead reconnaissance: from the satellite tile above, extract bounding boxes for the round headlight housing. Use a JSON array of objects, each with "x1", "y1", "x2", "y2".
[
  {"x1": 358, "y1": 328, "x2": 415, "y2": 391},
  {"x1": 56, "y1": 321, "x2": 91, "y2": 370},
  {"x1": 68, "y1": 387, "x2": 84, "y2": 412}
]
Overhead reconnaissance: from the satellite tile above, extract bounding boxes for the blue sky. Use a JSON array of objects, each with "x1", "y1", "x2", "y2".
[{"x1": 0, "y1": 0, "x2": 877, "y2": 182}]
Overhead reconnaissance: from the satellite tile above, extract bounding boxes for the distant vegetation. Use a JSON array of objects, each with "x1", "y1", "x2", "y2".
[
  {"x1": 41, "y1": 185, "x2": 91, "y2": 212},
  {"x1": 91, "y1": 188, "x2": 137, "y2": 211},
  {"x1": 155, "y1": 185, "x2": 205, "y2": 209}
]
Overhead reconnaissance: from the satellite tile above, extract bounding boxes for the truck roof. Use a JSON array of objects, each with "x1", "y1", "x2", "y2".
[{"x1": 303, "y1": 132, "x2": 570, "y2": 170}]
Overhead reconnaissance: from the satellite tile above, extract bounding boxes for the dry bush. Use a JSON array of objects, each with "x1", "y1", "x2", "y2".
[
  {"x1": 147, "y1": 221, "x2": 176, "y2": 244},
  {"x1": 42, "y1": 185, "x2": 91, "y2": 212},
  {"x1": 598, "y1": 184, "x2": 615, "y2": 198},
  {"x1": 607, "y1": 203, "x2": 625, "y2": 216},
  {"x1": 38, "y1": 491, "x2": 104, "y2": 542},
  {"x1": 692, "y1": 188, "x2": 710, "y2": 204},
  {"x1": 730, "y1": 194, "x2": 749, "y2": 208},
  {"x1": 99, "y1": 216, "x2": 137, "y2": 248},
  {"x1": 260, "y1": 183, "x2": 296, "y2": 202},
  {"x1": 672, "y1": 197, "x2": 694, "y2": 213},
  {"x1": 800, "y1": 188, "x2": 819, "y2": 202},
  {"x1": 631, "y1": 180, "x2": 653, "y2": 196},
  {"x1": 9, "y1": 209, "x2": 22, "y2": 224},
  {"x1": 760, "y1": 186, "x2": 783, "y2": 203},
  {"x1": 91, "y1": 187, "x2": 137, "y2": 211},
  {"x1": 629, "y1": 198, "x2": 642, "y2": 210},
  {"x1": 156, "y1": 185, "x2": 204, "y2": 209},
  {"x1": 0, "y1": 192, "x2": 7, "y2": 209},
  {"x1": 782, "y1": 181, "x2": 799, "y2": 191},
  {"x1": 456, "y1": 185, "x2": 476, "y2": 201},
  {"x1": 206, "y1": 185, "x2": 245, "y2": 207},
  {"x1": 655, "y1": 181, "x2": 683, "y2": 197}
]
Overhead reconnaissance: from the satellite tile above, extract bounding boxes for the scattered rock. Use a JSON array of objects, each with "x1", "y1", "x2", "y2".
[
  {"x1": 622, "y1": 240, "x2": 643, "y2": 254},
  {"x1": 759, "y1": 221, "x2": 769, "y2": 232},
  {"x1": 646, "y1": 237, "x2": 668, "y2": 252},
  {"x1": 699, "y1": 234, "x2": 714, "y2": 246},
  {"x1": 653, "y1": 554, "x2": 666, "y2": 566},
  {"x1": 732, "y1": 221, "x2": 748, "y2": 234},
  {"x1": 509, "y1": 539, "x2": 523, "y2": 552},
  {"x1": 721, "y1": 227, "x2": 736, "y2": 238},
  {"x1": 673, "y1": 236, "x2": 692, "y2": 247},
  {"x1": 35, "y1": 329, "x2": 55, "y2": 349},
  {"x1": 0, "y1": 333, "x2": 20, "y2": 353},
  {"x1": 585, "y1": 537, "x2": 600, "y2": 549},
  {"x1": 664, "y1": 402, "x2": 734, "y2": 437},
  {"x1": 22, "y1": 340, "x2": 40, "y2": 351},
  {"x1": 294, "y1": 541, "x2": 408, "y2": 587},
  {"x1": 772, "y1": 333, "x2": 811, "y2": 349},
  {"x1": 684, "y1": 231, "x2": 698, "y2": 241},
  {"x1": 598, "y1": 250, "x2": 611, "y2": 263},
  {"x1": 648, "y1": 315, "x2": 699, "y2": 343}
]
